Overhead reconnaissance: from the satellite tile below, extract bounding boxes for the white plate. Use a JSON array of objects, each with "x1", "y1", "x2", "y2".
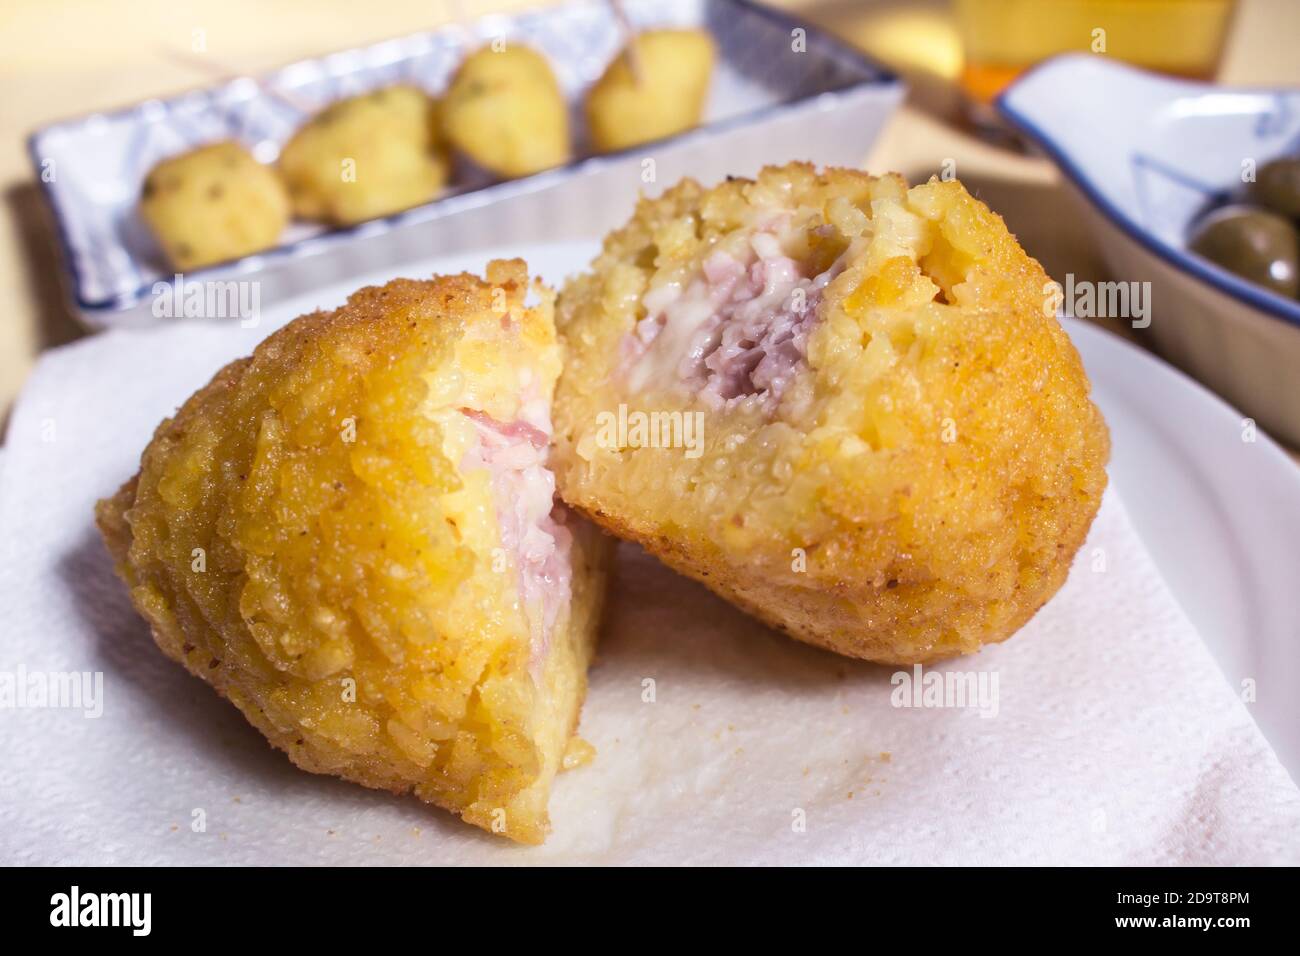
[
  {"x1": 6, "y1": 241, "x2": 1296, "y2": 866},
  {"x1": 1070, "y1": 309, "x2": 1300, "y2": 781},
  {"x1": 269, "y1": 240, "x2": 1300, "y2": 782}
]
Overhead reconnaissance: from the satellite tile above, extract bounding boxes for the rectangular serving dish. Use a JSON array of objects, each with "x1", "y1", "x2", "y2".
[{"x1": 29, "y1": 0, "x2": 903, "y2": 329}]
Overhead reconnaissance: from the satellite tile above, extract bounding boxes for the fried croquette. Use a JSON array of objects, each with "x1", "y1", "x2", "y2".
[
  {"x1": 278, "y1": 85, "x2": 448, "y2": 225},
  {"x1": 96, "y1": 261, "x2": 611, "y2": 844},
  {"x1": 139, "y1": 141, "x2": 290, "y2": 271},
  {"x1": 551, "y1": 163, "x2": 1109, "y2": 664},
  {"x1": 586, "y1": 29, "x2": 716, "y2": 152},
  {"x1": 441, "y1": 44, "x2": 570, "y2": 178}
]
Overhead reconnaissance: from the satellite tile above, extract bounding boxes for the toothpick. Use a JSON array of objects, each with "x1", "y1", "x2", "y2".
[{"x1": 608, "y1": 0, "x2": 643, "y2": 86}]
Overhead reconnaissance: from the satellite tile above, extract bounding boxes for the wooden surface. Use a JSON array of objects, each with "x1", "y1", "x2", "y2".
[{"x1": 1, "y1": 0, "x2": 1297, "y2": 461}]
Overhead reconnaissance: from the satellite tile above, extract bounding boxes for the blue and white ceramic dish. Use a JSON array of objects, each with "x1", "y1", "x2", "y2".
[
  {"x1": 27, "y1": 0, "x2": 902, "y2": 330},
  {"x1": 999, "y1": 54, "x2": 1300, "y2": 446}
]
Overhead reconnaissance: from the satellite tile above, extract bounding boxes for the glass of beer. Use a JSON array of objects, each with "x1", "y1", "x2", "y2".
[{"x1": 955, "y1": 0, "x2": 1238, "y2": 107}]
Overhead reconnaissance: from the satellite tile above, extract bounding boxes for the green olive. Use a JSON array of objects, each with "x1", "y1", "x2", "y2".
[
  {"x1": 1250, "y1": 157, "x2": 1300, "y2": 219},
  {"x1": 1188, "y1": 204, "x2": 1299, "y2": 298}
]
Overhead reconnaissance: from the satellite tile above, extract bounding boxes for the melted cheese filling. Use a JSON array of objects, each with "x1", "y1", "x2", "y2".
[{"x1": 620, "y1": 222, "x2": 856, "y2": 415}]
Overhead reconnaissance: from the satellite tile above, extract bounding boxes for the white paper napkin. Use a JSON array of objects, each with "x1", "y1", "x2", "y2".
[{"x1": 3, "y1": 317, "x2": 1298, "y2": 865}]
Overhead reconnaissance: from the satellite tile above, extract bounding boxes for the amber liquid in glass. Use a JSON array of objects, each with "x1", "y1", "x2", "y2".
[{"x1": 955, "y1": 0, "x2": 1237, "y2": 104}]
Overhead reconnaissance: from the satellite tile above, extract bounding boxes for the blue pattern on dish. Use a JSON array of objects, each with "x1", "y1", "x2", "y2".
[{"x1": 998, "y1": 54, "x2": 1300, "y2": 329}]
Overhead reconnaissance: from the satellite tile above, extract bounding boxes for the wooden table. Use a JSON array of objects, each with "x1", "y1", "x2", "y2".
[{"x1": 1, "y1": 0, "x2": 1296, "y2": 460}]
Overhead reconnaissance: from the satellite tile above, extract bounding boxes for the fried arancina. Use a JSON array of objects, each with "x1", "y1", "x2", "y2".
[
  {"x1": 441, "y1": 45, "x2": 570, "y2": 178},
  {"x1": 551, "y1": 163, "x2": 1109, "y2": 664},
  {"x1": 278, "y1": 85, "x2": 448, "y2": 225},
  {"x1": 139, "y1": 141, "x2": 289, "y2": 270},
  {"x1": 97, "y1": 261, "x2": 610, "y2": 843},
  {"x1": 585, "y1": 29, "x2": 715, "y2": 152}
]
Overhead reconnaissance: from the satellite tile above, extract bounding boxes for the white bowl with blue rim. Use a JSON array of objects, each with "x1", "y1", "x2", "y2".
[{"x1": 999, "y1": 53, "x2": 1300, "y2": 447}]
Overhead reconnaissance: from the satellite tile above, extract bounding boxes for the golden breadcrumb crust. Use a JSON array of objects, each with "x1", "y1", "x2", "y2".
[
  {"x1": 278, "y1": 85, "x2": 448, "y2": 225},
  {"x1": 139, "y1": 141, "x2": 290, "y2": 270},
  {"x1": 441, "y1": 45, "x2": 569, "y2": 178},
  {"x1": 552, "y1": 163, "x2": 1108, "y2": 663},
  {"x1": 97, "y1": 261, "x2": 610, "y2": 843},
  {"x1": 585, "y1": 29, "x2": 715, "y2": 152}
]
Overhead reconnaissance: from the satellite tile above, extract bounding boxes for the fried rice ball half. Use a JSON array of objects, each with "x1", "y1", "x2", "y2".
[
  {"x1": 278, "y1": 85, "x2": 448, "y2": 225},
  {"x1": 96, "y1": 260, "x2": 611, "y2": 844},
  {"x1": 586, "y1": 29, "x2": 716, "y2": 152},
  {"x1": 140, "y1": 141, "x2": 290, "y2": 270},
  {"x1": 441, "y1": 44, "x2": 570, "y2": 178},
  {"x1": 551, "y1": 163, "x2": 1109, "y2": 664}
]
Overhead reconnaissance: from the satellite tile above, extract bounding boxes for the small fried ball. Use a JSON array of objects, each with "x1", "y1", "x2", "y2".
[
  {"x1": 278, "y1": 85, "x2": 447, "y2": 225},
  {"x1": 139, "y1": 141, "x2": 289, "y2": 271},
  {"x1": 552, "y1": 163, "x2": 1109, "y2": 665},
  {"x1": 586, "y1": 29, "x2": 716, "y2": 152},
  {"x1": 442, "y1": 44, "x2": 570, "y2": 178}
]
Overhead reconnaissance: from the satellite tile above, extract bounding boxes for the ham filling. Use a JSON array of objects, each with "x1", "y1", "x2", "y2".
[
  {"x1": 621, "y1": 224, "x2": 852, "y2": 414},
  {"x1": 461, "y1": 408, "x2": 572, "y2": 671}
]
